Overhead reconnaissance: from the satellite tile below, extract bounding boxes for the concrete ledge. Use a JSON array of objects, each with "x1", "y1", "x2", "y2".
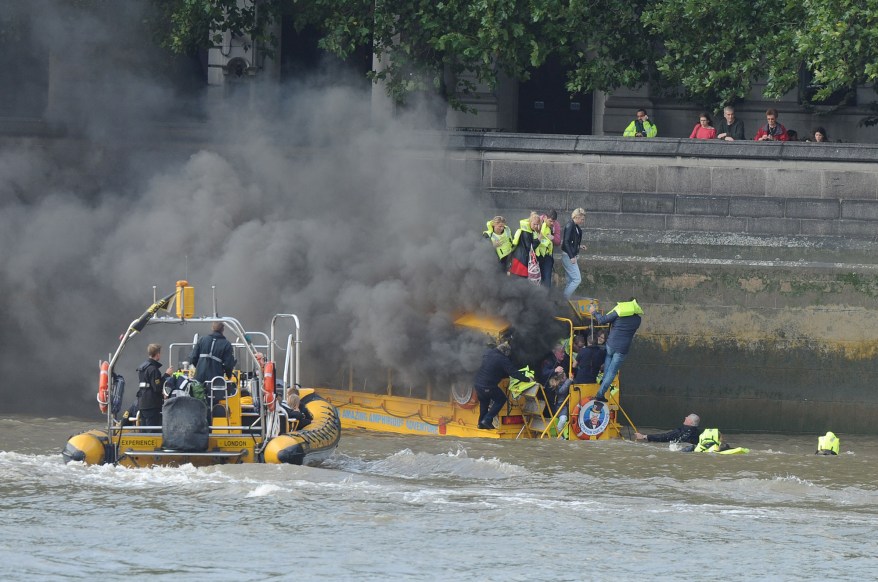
[{"x1": 458, "y1": 131, "x2": 878, "y2": 163}]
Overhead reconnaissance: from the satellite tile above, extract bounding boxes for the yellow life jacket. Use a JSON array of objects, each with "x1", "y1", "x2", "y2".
[
  {"x1": 610, "y1": 299, "x2": 644, "y2": 317},
  {"x1": 695, "y1": 428, "x2": 722, "y2": 452},
  {"x1": 535, "y1": 220, "x2": 553, "y2": 257},
  {"x1": 508, "y1": 366, "x2": 537, "y2": 398},
  {"x1": 817, "y1": 431, "x2": 839, "y2": 455},
  {"x1": 484, "y1": 221, "x2": 513, "y2": 259}
]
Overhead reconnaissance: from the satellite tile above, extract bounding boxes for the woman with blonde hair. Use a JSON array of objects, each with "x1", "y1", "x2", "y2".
[
  {"x1": 560, "y1": 208, "x2": 588, "y2": 299},
  {"x1": 482, "y1": 215, "x2": 514, "y2": 271},
  {"x1": 508, "y1": 211, "x2": 546, "y2": 283}
]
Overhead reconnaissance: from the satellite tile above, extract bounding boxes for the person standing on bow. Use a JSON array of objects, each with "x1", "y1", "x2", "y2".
[
  {"x1": 136, "y1": 343, "x2": 173, "y2": 427},
  {"x1": 587, "y1": 298, "x2": 643, "y2": 405}
]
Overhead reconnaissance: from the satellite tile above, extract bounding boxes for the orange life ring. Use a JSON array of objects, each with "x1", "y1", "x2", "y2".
[
  {"x1": 97, "y1": 361, "x2": 109, "y2": 413},
  {"x1": 570, "y1": 397, "x2": 609, "y2": 440},
  {"x1": 263, "y1": 361, "x2": 276, "y2": 412}
]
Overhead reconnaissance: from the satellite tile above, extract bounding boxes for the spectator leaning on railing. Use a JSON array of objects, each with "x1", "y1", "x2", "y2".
[
  {"x1": 754, "y1": 108, "x2": 788, "y2": 141},
  {"x1": 623, "y1": 108, "x2": 658, "y2": 137}
]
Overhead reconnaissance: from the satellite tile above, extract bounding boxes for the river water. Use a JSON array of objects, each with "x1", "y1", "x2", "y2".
[{"x1": 2, "y1": 415, "x2": 877, "y2": 581}]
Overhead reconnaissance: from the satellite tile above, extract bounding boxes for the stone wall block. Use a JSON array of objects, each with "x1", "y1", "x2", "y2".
[
  {"x1": 666, "y1": 215, "x2": 748, "y2": 233},
  {"x1": 711, "y1": 167, "x2": 766, "y2": 197},
  {"x1": 656, "y1": 165, "x2": 711, "y2": 195},
  {"x1": 590, "y1": 163, "x2": 657, "y2": 193},
  {"x1": 543, "y1": 162, "x2": 589, "y2": 191},
  {"x1": 786, "y1": 199, "x2": 840, "y2": 219},
  {"x1": 676, "y1": 195, "x2": 730, "y2": 216},
  {"x1": 490, "y1": 160, "x2": 544, "y2": 189},
  {"x1": 841, "y1": 200, "x2": 878, "y2": 221},
  {"x1": 765, "y1": 169, "x2": 823, "y2": 198},
  {"x1": 588, "y1": 212, "x2": 667, "y2": 231},
  {"x1": 622, "y1": 193, "x2": 676, "y2": 214},
  {"x1": 730, "y1": 197, "x2": 785, "y2": 217},
  {"x1": 747, "y1": 217, "x2": 802, "y2": 236},
  {"x1": 568, "y1": 191, "x2": 622, "y2": 213},
  {"x1": 825, "y1": 171, "x2": 878, "y2": 200},
  {"x1": 837, "y1": 220, "x2": 878, "y2": 238}
]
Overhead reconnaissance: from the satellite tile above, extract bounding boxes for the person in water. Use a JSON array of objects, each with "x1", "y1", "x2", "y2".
[
  {"x1": 635, "y1": 413, "x2": 702, "y2": 445},
  {"x1": 816, "y1": 431, "x2": 839, "y2": 455}
]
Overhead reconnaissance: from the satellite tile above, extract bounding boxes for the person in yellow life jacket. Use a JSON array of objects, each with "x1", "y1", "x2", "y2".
[
  {"x1": 693, "y1": 428, "x2": 731, "y2": 452},
  {"x1": 816, "y1": 431, "x2": 840, "y2": 455},
  {"x1": 508, "y1": 212, "x2": 546, "y2": 283},
  {"x1": 623, "y1": 108, "x2": 658, "y2": 137},
  {"x1": 537, "y1": 210, "x2": 560, "y2": 288},
  {"x1": 587, "y1": 298, "x2": 643, "y2": 405},
  {"x1": 483, "y1": 216, "x2": 514, "y2": 271}
]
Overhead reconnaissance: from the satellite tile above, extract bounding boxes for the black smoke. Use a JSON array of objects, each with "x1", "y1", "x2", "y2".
[{"x1": 0, "y1": 1, "x2": 560, "y2": 417}]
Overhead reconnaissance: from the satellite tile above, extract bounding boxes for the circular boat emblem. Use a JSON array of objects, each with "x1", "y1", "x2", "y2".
[{"x1": 577, "y1": 400, "x2": 609, "y2": 437}]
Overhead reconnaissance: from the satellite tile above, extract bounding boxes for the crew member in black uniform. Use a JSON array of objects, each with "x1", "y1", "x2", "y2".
[
  {"x1": 473, "y1": 341, "x2": 531, "y2": 430},
  {"x1": 189, "y1": 322, "x2": 237, "y2": 388},
  {"x1": 136, "y1": 343, "x2": 173, "y2": 427}
]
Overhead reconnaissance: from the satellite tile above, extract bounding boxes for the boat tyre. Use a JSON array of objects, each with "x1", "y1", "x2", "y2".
[
  {"x1": 451, "y1": 383, "x2": 478, "y2": 409},
  {"x1": 570, "y1": 397, "x2": 609, "y2": 440}
]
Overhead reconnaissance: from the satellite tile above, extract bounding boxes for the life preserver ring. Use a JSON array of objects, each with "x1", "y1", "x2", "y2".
[
  {"x1": 263, "y1": 361, "x2": 276, "y2": 412},
  {"x1": 570, "y1": 397, "x2": 609, "y2": 440},
  {"x1": 451, "y1": 383, "x2": 478, "y2": 409},
  {"x1": 97, "y1": 361, "x2": 109, "y2": 413}
]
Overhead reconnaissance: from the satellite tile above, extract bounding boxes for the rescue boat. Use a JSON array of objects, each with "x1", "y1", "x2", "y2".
[
  {"x1": 63, "y1": 281, "x2": 341, "y2": 467},
  {"x1": 318, "y1": 299, "x2": 633, "y2": 441}
]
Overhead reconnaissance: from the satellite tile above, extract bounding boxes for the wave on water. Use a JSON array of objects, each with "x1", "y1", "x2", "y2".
[{"x1": 325, "y1": 446, "x2": 528, "y2": 481}]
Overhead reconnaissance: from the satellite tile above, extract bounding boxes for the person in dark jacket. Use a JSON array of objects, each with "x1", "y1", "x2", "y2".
[
  {"x1": 573, "y1": 333, "x2": 604, "y2": 384},
  {"x1": 635, "y1": 413, "x2": 702, "y2": 445},
  {"x1": 136, "y1": 343, "x2": 173, "y2": 427},
  {"x1": 560, "y1": 208, "x2": 587, "y2": 299},
  {"x1": 189, "y1": 322, "x2": 237, "y2": 386},
  {"x1": 473, "y1": 341, "x2": 531, "y2": 429},
  {"x1": 587, "y1": 298, "x2": 643, "y2": 403}
]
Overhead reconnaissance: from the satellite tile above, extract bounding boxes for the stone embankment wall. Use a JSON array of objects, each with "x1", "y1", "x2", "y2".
[{"x1": 448, "y1": 133, "x2": 878, "y2": 434}]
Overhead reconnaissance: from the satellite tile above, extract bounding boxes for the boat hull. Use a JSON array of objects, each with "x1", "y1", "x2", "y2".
[
  {"x1": 318, "y1": 382, "x2": 625, "y2": 440},
  {"x1": 63, "y1": 395, "x2": 341, "y2": 467}
]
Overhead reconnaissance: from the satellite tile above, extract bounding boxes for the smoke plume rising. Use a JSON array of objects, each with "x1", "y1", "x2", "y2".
[{"x1": 0, "y1": 2, "x2": 561, "y2": 417}]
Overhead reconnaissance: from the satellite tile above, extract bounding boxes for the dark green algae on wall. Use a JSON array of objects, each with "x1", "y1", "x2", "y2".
[{"x1": 578, "y1": 240, "x2": 878, "y2": 435}]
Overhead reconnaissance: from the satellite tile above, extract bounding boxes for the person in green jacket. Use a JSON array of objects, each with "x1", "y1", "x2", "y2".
[{"x1": 623, "y1": 108, "x2": 658, "y2": 138}]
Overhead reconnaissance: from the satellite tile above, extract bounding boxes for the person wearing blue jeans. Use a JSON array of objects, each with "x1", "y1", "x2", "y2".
[
  {"x1": 560, "y1": 208, "x2": 587, "y2": 299},
  {"x1": 588, "y1": 298, "x2": 643, "y2": 402}
]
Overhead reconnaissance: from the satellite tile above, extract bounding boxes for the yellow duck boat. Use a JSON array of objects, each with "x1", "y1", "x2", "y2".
[
  {"x1": 63, "y1": 281, "x2": 341, "y2": 467},
  {"x1": 318, "y1": 299, "x2": 633, "y2": 441}
]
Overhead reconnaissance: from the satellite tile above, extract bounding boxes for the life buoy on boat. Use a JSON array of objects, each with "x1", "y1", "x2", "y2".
[
  {"x1": 97, "y1": 361, "x2": 109, "y2": 414},
  {"x1": 263, "y1": 361, "x2": 276, "y2": 412},
  {"x1": 451, "y1": 383, "x2": 478, "y2": 409},
  {"x1": 570, "y1": 397, "x2": 609, "y2": 440}
]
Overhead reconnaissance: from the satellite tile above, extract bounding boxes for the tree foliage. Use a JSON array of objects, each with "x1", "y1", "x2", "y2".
[{"x1": 151, "y1": 0, "x2": 878, "y2": 113}]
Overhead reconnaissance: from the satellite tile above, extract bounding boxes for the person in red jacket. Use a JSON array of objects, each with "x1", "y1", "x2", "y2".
[
  {"x1": 689, "y1": 112, "x2": 717, "y2": 139},
  {"x1": 754, "y1": 108, "x2": 788, "y2": 141}
]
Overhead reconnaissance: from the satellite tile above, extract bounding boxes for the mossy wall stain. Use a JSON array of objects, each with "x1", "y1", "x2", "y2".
[{"x1": 581, "y1": 258, "x2": 878, "y2": 433}]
